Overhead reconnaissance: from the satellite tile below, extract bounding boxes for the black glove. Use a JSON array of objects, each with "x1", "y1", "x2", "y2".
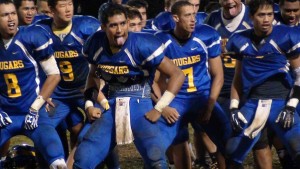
[
  {"x1": 276, "y1": 106, "x2": 295, "y2": 129},
  {"x1": 230, "y1": 108, "x2": 248, "y2": 132}
]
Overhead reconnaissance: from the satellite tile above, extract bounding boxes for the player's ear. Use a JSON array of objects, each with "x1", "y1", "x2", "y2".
[{"x1": 172, "y1": 14, "x2": 179, "y2": 22}]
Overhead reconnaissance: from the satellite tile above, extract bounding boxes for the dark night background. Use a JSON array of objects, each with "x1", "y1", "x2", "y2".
[{"x1": 75, "y1": 0, "x2": 214, "y2": 19}]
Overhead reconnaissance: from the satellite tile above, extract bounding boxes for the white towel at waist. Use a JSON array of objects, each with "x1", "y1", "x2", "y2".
[
  {"x1": 244, "y1": 99, "x2": 272, "y2": 139},
  {"x1": 115, "y1": 97, "x2": 134, "y2": 145}
]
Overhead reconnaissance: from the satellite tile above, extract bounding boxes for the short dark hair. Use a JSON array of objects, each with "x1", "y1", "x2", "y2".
[
  {"x1": 125, "y1": 5, "x2": 142, "y2": 20},
  {"x1": 126, "y1": 0, "x2": 148, "y2": 9},
  {"x1": 279, "y1": 0, "x2": 300, "y2": 6},
  {"x1": 101, "y1": 3, "x2": 128, "y2": 25},
  {"x1": 248, "y1": 0, "x2": 274, "y2": 16},
  {"x1": 171, "y1": 1, "x2": 192, "y2": 15},
  {"x1": 48, "y1": 0, "x2": 57, "y2": 8},
  {"x1": 14, "y1": 0, "x2": 36, "y2": 9},
  {"x1": 48, "y1": 0, "x2": 72, "y2": 9},
  {"x1": 0, "y1": 0, "x2": 14, "y2": 6}
]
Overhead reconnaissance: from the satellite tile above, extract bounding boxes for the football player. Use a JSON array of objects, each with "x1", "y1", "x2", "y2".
[{"x1": 0, "y1": 0, "x2": 66, "y2": 168}]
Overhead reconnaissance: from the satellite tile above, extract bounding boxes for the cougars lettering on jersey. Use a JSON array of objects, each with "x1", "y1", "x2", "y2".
[
  {"x1": 155, "y1": 24, "x2": 221, "y2": 98},
  {"x1": 172, "y1": 55, "x2": 201, "y2": 66},
  {"x1": 0, "y1": 60, "x2": 24, "y2": 70},
  {"x1": 99, "y1": 65, "x2": 129, "y2": 74},
  {"x1": 54, "y1": 50, "x2": 79, "y2": 58},
  {"x1": 35, "y1": 15, "x2": 100, "y2": 99},
  {"x1": 84, "y1": 31, "x2": 165, "y2": 98},
  {"x1": 0, "y1": 25, "x2": 54, "y2": 114}
]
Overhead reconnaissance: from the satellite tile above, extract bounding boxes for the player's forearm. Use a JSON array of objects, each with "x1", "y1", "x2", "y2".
[
  {"x1": 165, "y1": 68, "x2": 185, "y2": 95},
  {"x1": 209, "y1": 73, "x2": 223, "y2": 102},
  {"x1": 209, "y1": 56, "x2": 224, "y2": 101},
  {"x1": 231, "y1": 60, "x2": 242, "y2": 101},
  {"x1": 85, "y1": 64, "x2": 98, "y2": 90},
  {"x1": 39, "y1": 74, "x2": 61, "y2": 99}
]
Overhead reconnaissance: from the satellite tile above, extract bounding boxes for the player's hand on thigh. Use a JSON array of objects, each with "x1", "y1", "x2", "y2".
[
  {"x1": 161, "y1": 106, "x2": 180, "y2": 124},
  {"x1": 230, "y1": 108, "x2": 248, "y2": 132},
  {"x1": 86, "y1": 107, "x2": 102, "y2": 121},
  {"x1": 45, "y1": 98, "x2": 56, "y2": 116},
  {"x1": 276, "y1": 106, "x2": 295, "y2": 129},
  {"x1": 145, "y1": 109, "x2": 162, "y2": 123},
  {"x1": 0, "y1": 111, "x2": 12, "y2": 128}
]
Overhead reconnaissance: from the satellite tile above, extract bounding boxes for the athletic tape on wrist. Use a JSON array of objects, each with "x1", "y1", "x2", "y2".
[
  {"x1": 230, "y1": 99, "x2": 239, "y2": 109},
  {"x1": 100, "y1": 99, "x2": 110, "y2": 110},
  {"x1": 30, "y1": 95, "x2": 45, "y2": 111},
  {"x1": 85, "y1": 100, "x2": 94, "y2": 110},
  {"x1": 287, "y1": 98, "x2": 299, "y2": 108},
  {"x1": 154, "y1": 90, "x2": 175, "y2": 113}
]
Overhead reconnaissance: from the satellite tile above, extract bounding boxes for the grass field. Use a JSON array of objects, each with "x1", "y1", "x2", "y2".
[{"x1": 10, "y1": 131, "x2": 282, "y2": 169}]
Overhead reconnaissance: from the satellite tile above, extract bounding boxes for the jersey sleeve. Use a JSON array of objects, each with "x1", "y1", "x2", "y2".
[
  {"x1": 286, "y1": 27, "x2": 300, "y2": 58},
  {"x1": 78, "y1": 16, "x2": 101, "y2": 40},
  {"x1": 135, "y1": 33, "x2": 165, "y2": 69},
  {"x1": 82, "y1": 33, "x2": 98, "y2": 65},
  {"x1": 225, "y1": 33, "x2": 242, "y2": 60},
  {"x1": 206, "y1": 28, "x2": 221, "y2": 58},
  {"x1": 22, "y1": 25, "x2": 54, "y2": 61},
  {"x1": 204, "y1": 10, "x2": 217, "y2": 26}
]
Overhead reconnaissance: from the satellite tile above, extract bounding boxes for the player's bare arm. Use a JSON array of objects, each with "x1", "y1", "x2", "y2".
[{"x1": 145, "y1": 57, "x2": 185, "y2": 123}]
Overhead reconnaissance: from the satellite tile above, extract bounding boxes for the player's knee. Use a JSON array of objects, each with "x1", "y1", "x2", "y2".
[{"x1": 49, "y1": 158, "x2": 67, "y2": 169}]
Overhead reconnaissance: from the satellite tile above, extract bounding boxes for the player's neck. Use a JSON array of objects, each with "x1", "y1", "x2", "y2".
[
  {"x1": 253, "y1": 27, "x2": 273, "y2": 38},
  {"x1": 52, "y1": 20, "x2": 72, "y2": 30},
  {"x1": 173, "y1": 29, "x2": 191, "y2": 40},
  {"x1": 110, "y1": 45, "x2": 121, "y2": 54}
]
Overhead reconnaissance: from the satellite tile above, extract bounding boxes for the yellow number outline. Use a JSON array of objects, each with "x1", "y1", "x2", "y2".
[
  {"x1": 182, "y1": 67, "x2": 197, "y2": 92},
  {"x1": 4, "y1": 73, "x2": 21, "y2": 98},
  {"x1": 59, "y1": 61, "x2": 74, "y2": 81}
]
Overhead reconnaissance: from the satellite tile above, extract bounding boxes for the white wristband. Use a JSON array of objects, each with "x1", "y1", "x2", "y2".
[
  {"x1": 154, "y1": 90, "x2": 175, "y2": 113},
  {"x1": 85, "y1": 100, "x2": 94, "y2": 110},
  {"x1": 30, "y1": 95, "x2": 46, "y2": 111},
  {"x1": 100, "y1": 99, "x2": 110, "y2": 110},
  {"x1": 230, "y1": 99, "x2": 239, "y2": 109},
  {"x1": 287, "y1": 98, "x2": 299, "y2": 108}
]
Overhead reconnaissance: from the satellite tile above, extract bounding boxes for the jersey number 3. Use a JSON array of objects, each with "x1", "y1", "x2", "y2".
[
  {"x1": 182, "y1": 67, "x2": 196, "y2": 92},
  {"x1": 4, "y1": 73, "x2": 21, "y2": 98}
]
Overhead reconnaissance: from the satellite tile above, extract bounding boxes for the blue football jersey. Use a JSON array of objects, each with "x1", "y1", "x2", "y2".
[
  {"x1": 32, "y1": 14, "x2": 50, "y2": 24},
  {"x1": 83, "y1": 31, "x2": 165, "y2": 98},
  {"x1": 155, "y1": 24, "x2": 221, "y2": 98},
  {"x1": 145, "y1": 19, "x2": 154, "y2": 29},
  {"x1": 205, "y1": 3, "x2": 253, "y2": 97},
  {"x1": 226, "y1": 25, "x2": 300, "y2": 98},
  {"x1": 153, "y1": 11, "x2": 207, "y2": 31},
  {"x1": 0, "y1": 26, "x2": 54, "y2": 114},
  {"x1": 35, "y1": 15, "x2": 100, "y2": 99}
]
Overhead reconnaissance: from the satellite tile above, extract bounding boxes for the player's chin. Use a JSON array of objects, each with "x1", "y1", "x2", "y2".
[{"x1": 186, "y1": 25, "x2": 194, "y2": 31}]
